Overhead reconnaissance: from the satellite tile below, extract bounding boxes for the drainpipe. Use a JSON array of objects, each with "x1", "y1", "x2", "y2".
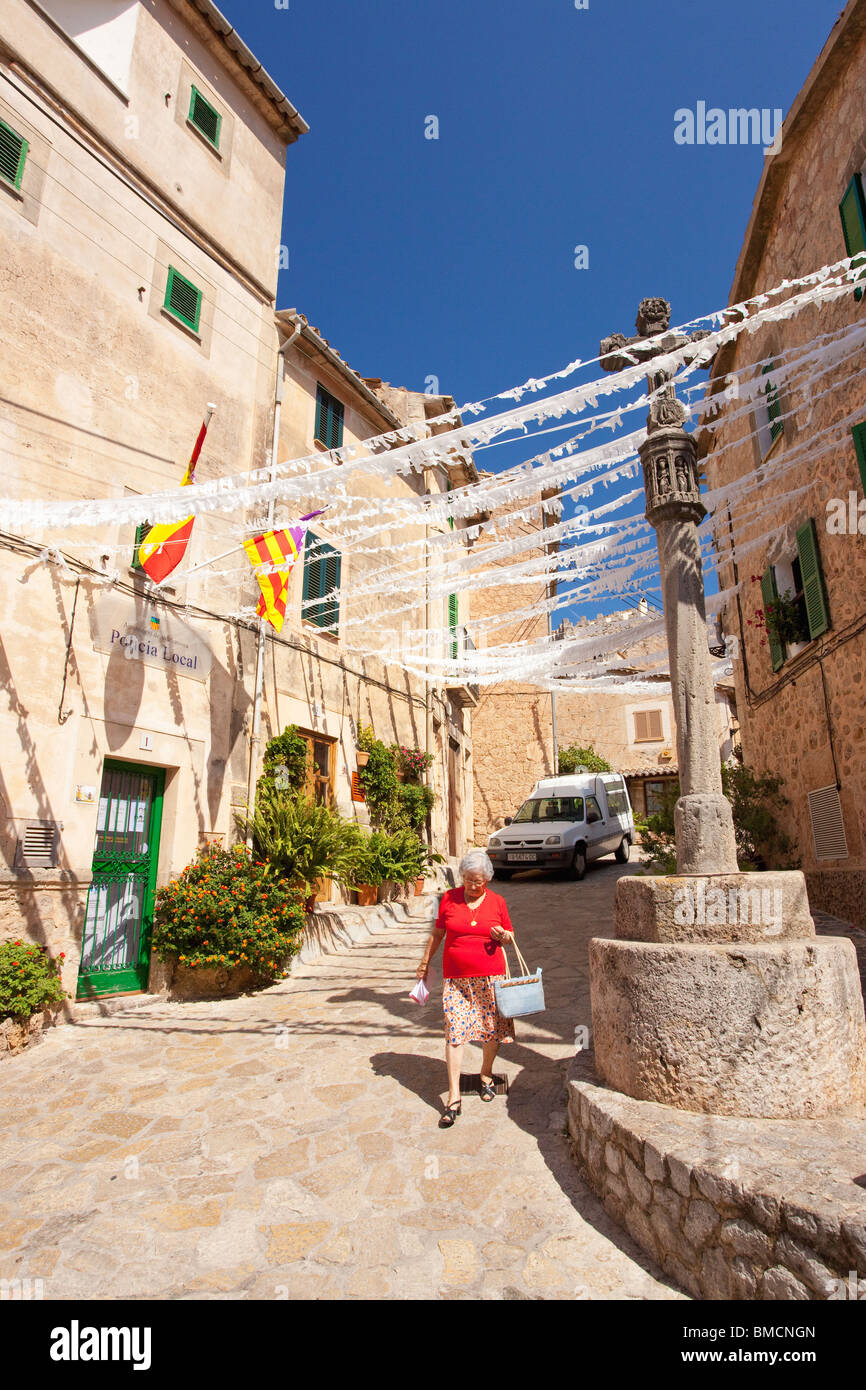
[
  {"x1": 424, "y1": 465, "x2": 435, "y2": 847},
  {"x1": 245, "y1": 322, "x2": 300, "y2": 838}
]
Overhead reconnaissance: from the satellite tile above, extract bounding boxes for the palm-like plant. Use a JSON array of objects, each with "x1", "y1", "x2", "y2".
[{"x1": 238, "y1": 794, "x2": 362, "y2": 900}]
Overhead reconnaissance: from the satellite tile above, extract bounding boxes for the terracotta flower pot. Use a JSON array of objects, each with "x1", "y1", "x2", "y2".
[
  {"x1": 414, "y1": 877, "x2": 425, "y2": 896},
  {"x1": 355, "y1": 884, "x2": 377, "y2": 907},
  {"x1": 356, "y1": 750, "x2": 370, "y2": 768}
]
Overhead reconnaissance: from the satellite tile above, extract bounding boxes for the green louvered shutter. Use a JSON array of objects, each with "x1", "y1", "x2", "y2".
[
  {"x1": 448, "y1": 593, "x2": 459, "y2": 660},
  {"x1": 852, "y1": 422, "x2": 866, "y2": 494},
  {"x1": 446, "y1": 479, "x2": 455, "y2": 531},
  {"x1": 760, "y1": 567, "x2": 785, "y2": 673},
  {"x1": 0, "y1": 119, "x2": 28, "y2": 190},
  {"x1": 164, "y1": 268, "x2": 202, "y2": 332},
  {"x1": 303, "y1": 533, "x2": 341, "y2": 632},
  {"x1": 315, "y1": 386, "x2": 344, "y2": 450},
  {"x1": 840, "y1": 173, "x2": 866, "y2": 300},
  {"x1": 131, "y1": 521, "x2": 150, "y2": 570},
  {"x1": 188, "y1": 86, "x2": 221, "y2": 149},
  {"x1": 762, "y1": 363, "x2": 783, "y2": 443},
  {"x1": 796, "y1": 519, "x2": 830, "y2": 641}
]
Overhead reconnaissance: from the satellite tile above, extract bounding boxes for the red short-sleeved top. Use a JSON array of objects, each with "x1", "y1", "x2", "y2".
[{"x1": 435, "y1": 887, "x2": 514, "y2": 979}]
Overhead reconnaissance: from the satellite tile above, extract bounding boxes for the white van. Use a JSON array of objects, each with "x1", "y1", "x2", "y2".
[{"x1": 486, "y1": 772, "x2": 635, "y2": 881}]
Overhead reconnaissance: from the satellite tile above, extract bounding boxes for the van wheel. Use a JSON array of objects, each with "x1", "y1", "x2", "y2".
[
  {"x1": 492, "y1": 869, "x2": 513, "y2": 881},
  {"x1": 570, "y1": 847, "x2": 587, "y2": 881},
  {"x1": 615, "y1": 837, "x2": 631, "y2": 864}
]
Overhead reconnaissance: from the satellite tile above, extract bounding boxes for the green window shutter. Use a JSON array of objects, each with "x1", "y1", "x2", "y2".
[
  {"x1": 796, "y1": 518, "x2": 830, "y2": 641},
  {"x1": 852, "y1": 422, "x2": 866, "y2": 495},
  {"x1": 188, "y1": 86, "x2": 221, "y2": 149},
  {"x1": 303, "y1": 533, "x2": 341, "y2": 631},
  {"x1": 315, "y1": 386, "x2": 344, "y2": 450},
  {"x1": 446, "y1": 479, "x2": 455, "y2": 531},
  {"x1": 131, "y1": 521, "x2": 150, "y2": 570},
  {"x1": 762, "y1": 363, "x2": 783, "y2": 443},
  {"x1": 840, "y1": 173, "x2": 866, "y2": 300},
  {"x1": 164, "y1": 267, "x2": 202, "y2": 333},
  {"x1": 0, "y1": 119, "x2": 28, "y2": 190},
  {"x1": 448, "y1": 593, "x2": 459, "y2": 660},
  {"x1": 760, "y1": 567, "x2": 785, "y2": 672}
]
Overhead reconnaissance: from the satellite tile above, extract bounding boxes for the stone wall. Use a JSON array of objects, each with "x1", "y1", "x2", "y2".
[
  {"x1": 569, "y1": 1057, "x2": 866, "y2": 1300},
  {"x1": 703, "y1": 7, "x2": 866, "y2": 927}
]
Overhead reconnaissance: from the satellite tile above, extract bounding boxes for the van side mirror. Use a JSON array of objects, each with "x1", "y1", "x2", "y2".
[{"x1": 504, "y1": 817, "x2": 512, "y2": 826}]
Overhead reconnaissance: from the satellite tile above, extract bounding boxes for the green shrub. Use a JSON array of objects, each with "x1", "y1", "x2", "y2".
[
  {"x1": 558, "y1": 744, "x2": 612, "y2": 775},
  {"x1": 398, "y1": 782, "x2": 435, "y2": 831},
  {"x1": 152, "y1": 845, "x2": 304, "y2": 978},
  {"x1": 636, "y1": 760, "x2": 798, "y2": 874},
  {"x1": 0, "y1": 940, "x2": 66, "y2": 1020},
  {"x1": 257, "y1": 725, "x2": 308, "y2": 799},
  {"x1": 721, "y1": 761, "x2": 798, "y2": 869},
  {"x1": 358, "y1": 738, "x2": 401, "y2": 829},
  {"x1": 238, "y1": 793, "x2": 362, "y2": 897}
]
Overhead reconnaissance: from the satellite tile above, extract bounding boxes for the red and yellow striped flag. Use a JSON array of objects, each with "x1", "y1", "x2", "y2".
[
  {"x1": 138, "y1": 406, "x2": 215, "y2": 584},
  {"x1": 242, "y1": 526, "x2": 306, "y2": 632}
]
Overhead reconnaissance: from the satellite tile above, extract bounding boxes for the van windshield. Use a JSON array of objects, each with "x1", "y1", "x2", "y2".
[{"x1": 512, "y1": 797, "x2": 585, "y2": 823}]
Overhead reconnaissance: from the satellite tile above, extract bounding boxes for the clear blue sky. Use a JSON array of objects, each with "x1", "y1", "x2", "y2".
[{"x1": 219, "y1": 0, "x2": 843, "y2": 618}]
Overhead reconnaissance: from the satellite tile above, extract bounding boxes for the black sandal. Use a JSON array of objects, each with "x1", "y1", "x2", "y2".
[
  {"x1": 438, "y1": 1101, "x2": 462, "y2": 1128},
  {"x1": 480, "y1": 1079, "x2": 496, "y2": 1102}
]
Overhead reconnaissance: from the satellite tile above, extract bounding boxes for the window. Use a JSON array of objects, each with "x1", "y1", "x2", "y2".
[
  {"x1": 606, "y1": 790, "x2": 629, "y2": 816},
  {"x1": 755, "y1": 361, "x2": 783, "y2": 458},
  {"x1": 315, "y1": 385, "x2": 344, "y2": 450},
  {"x1": 302, "y1": 532, "x2": 341, "y2": 633},
  {"x1": 645, "y1": 780, "x2": 677, "y2": 816},
  {"x1": 634, "y1": 709, "x2": 664, "y2": 743},
  {"x1": 852, "y1": 422, "x2": 866, "y2": 494},
  {"x1": 164, "y1": 267, "x2": 202, "y2": 333},
  {"x1": 512, "y1": 797, "x2": 584, "y2": 823},
  {"x1": 839, "y1": 173, "x2": 866, "y2": 301},
  {"x1": 0, "y1": 118, "x2": 28, "y2": 190},
  {"x1": 188, "y1": 85, "x2": 221, "y2": 150},
  {"x1": 760, "y1": 518, "x2": 829, "y2": 672},
  {"x1": 586, "y1": 796, "x2": 603, "y2": 825},
  {"x1": 131, "y1": 520, "x2": 150, "y2": 570}
]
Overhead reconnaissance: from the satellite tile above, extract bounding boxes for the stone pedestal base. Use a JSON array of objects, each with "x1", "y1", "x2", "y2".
[
  {"x1": 614, "y1": 871, "x2": 815, "y2": 944},
  {"x1": 567, "y1": 1056, "x2": 866, "y2": 1300},
  {"x1": 590, "y1": 936, "x2": 866, "y2": 1118}
]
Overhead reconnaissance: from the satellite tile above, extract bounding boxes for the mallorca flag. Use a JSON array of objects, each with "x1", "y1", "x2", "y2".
[
  {"x1": 138, "y1": 406, "x2": 215, "y2": 584},
  {"x1": 243, "y1": 511, "x2": 324, "y2": 632}
]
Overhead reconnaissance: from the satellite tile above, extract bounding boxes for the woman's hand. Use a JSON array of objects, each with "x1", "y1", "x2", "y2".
[
  {"x1": 416, "y1": 962, "x2": 430, "y2": 981},
  {"x1": 490, "y1": 926, "x2": 511, "y2": 943}
]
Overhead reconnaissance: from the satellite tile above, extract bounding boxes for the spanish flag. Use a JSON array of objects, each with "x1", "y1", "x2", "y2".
[
  {"x1": 138, "y1": 406, "x2": 215, "y2": 584},
  {"x1": 243, "y1": 511, "x2": 324, "y2": 632}
]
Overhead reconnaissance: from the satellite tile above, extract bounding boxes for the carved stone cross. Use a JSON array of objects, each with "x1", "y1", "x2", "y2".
[{"x1": 600, "y1": 298, "x2": 738, "y2": 875}]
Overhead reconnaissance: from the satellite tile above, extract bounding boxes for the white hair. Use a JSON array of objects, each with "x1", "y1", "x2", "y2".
[{"x1": 459, "y1": 849, "x2": 494, "y2": 881}]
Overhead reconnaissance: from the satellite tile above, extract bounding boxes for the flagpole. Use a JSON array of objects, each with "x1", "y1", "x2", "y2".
[{"x1": 245, "y1": 353, "x2": 285, "y2": 840}]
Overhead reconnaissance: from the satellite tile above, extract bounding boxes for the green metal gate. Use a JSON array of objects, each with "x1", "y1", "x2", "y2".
[{"x1": 77, "y1": 761, "x2": 164, "y2": 999}]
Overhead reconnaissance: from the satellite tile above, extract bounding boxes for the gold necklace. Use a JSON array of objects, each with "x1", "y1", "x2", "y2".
[{"x1": 466, "y1": 889, "x2": 486, "y2": 926}]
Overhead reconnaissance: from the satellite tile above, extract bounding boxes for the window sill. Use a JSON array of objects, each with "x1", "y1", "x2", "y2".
[
  {"x1": 185, "y1": 118, "x2": 223, "y2": 160},
  {"x1": 314, "y1": 438, "x2": 344, "y2": 455},
  {"x1": 302, "y1": 623, "x2": 340, "y2": 645},
  {"x1": 160, "y1": 306, "x2": 202, "y2": 342}
]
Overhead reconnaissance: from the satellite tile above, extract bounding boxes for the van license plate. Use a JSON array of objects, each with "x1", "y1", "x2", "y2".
[{"x1": 508, "y1": 853, "x2": 537, "y2": 862}]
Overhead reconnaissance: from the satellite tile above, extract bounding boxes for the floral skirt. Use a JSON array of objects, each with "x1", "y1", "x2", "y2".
[{"x1": 443, "y1": 975, "x2": 515, "y2": 1046}]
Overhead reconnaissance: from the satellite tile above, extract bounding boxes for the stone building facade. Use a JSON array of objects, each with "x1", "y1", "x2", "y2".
[
  {"x1": 703, "y1": 0, "x2": 866, "y2": 927},
  {"x1": 0, "y1": 0, "x2": 473, "y2": 1009}
]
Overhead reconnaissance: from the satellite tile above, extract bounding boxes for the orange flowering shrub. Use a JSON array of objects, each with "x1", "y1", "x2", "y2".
[{"x1": 152, "y1": 845, "x2": 304, "y2": 981}]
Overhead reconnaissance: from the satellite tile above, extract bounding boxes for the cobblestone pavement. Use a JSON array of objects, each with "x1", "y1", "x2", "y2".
[{"x1": 0, "y1": 859, "x2": 685, "y2": 1300}]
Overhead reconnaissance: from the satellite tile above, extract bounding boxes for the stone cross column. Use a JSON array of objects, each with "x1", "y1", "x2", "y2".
[
  {"x1": 583, "y1": 297, "x2": 866, "y2": 1120},
  {"x1": 600, "y1": 298, "x2": 737, "y2": 874}
]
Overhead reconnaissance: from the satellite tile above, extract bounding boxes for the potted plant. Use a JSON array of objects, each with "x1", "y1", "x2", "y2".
[
  {"x1": 356, "y1": 723, "x2": 375, "y2": 769},
  {"x1": 236, "y1": 793, "x2": 361, "y2": 911}
]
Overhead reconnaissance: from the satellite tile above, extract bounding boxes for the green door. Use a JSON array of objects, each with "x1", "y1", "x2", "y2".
[{"x1": 77, "y1": 761, "x2": 165, "y2": 999}]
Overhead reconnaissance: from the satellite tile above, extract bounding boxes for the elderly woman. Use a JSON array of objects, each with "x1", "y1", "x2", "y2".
[{"x1": 417, "y1": 849, "x2": 515, "y2": 1127}]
